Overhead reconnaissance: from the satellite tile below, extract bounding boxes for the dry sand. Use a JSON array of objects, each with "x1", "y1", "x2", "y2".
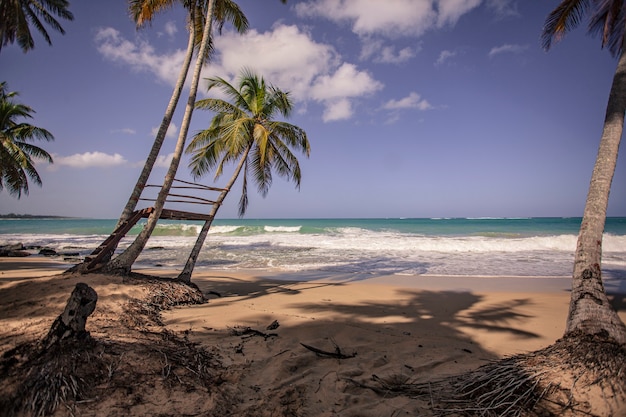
[{"x1": 1, "y1": 256, "x2": 625, "y2": 416}]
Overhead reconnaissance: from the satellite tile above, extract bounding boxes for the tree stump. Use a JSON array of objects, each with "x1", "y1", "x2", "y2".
[{"x1": 42, "y1": 283, "x2": 98, "y2": 348}]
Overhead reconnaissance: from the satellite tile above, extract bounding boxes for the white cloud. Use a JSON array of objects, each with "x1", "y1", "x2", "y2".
[
  {"x1": 96, "y1": 24, "x2": 384, "y2": 123},
  {"x1": 295, "y1": 0, "x2": 437, "y2": 38},
  {"x1": 436, "y1": 0, "x2": 482, "y2": 27},
  {"x1": 295, "y1": 0, "x2": 486, "y2": 38},
  {"x1": 95, "y1": 27, "x2": 187, "y2": 86},
  {"x1": 361, "y1": 39, "x2": 416, "y2": 63},
  {"x1": 435, "y1": 50, "x2": 457, "y2": 66},
  {"x1": 155, "y1": 153, "x2": 174, "y2": 168},
  {"x1": 52, "y1": 152, "x2": 127, "y2": 169},
  {"x1": 487, "y1": 0, "x2": 520, "y2": 19},
  {"x1": 112, "y1": 128, "x2": 136, "y2": 135},
  {"x1": 151, "y1": 122, "x2": 178, "y2": 140},
  {"x1": 383, "y1": 92, "x2": 432, "y2": 111},
  {"x1": 488, "y1": 43, "x2": 528, "y2": 57},
  {"x1": 208, "y1": 25, "x2": 383, "y2": 122},
  {"x1": 164, "y1": 21, "x2": 177, "y2": 37},
  {"x1": 310, "y1": 63, "x2": 382, "y2": 101},
  {"x1": 323, "y1": 99, "x2": 353, "y2": 122}
]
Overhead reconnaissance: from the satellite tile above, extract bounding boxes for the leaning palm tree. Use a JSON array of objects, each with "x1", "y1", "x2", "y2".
[
  {"x1": 0, "y1": 0, "x2": 74, "y2": 53},
  {"x1": 177, "y1": 68, "x2": 310, "y2": 282},
  {"x1": 0, "y1": 82, "x2": 54, "y2": 197},
  {"x1": 115, "y1": 0, "x2": 248, "y2": 231},
  {"x1": 104, "y1": 0, "x2": 218, "y2": 275},
  {"x1": 543, "y1": 0, "x2": 626, "y2": 344},
  {"x1": 75, "y1": 0, "x2": 247, "y2": 273}
]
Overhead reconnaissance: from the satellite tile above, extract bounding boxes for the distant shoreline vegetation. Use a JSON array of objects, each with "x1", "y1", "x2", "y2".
[{"x1": 0, "y1": 213, "x2": 70, "y2": 219}]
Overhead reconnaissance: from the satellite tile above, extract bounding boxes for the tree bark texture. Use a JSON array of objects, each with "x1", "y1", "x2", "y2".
[
  {"x1": 115, "y1": 25, "x2": 196, "y2": 228},
  {"x1": 565, "y1": 41, "x2": 626, "y2": 345},
  {"x1": 105, "y1": 1, "x2": 216, "y2": 275},
  {"x1": 42, "y1": 283, "x2": 97, "y2": 348},
  {"x1": 178, "y1": 146, "x2": 251, "y2": 282}
]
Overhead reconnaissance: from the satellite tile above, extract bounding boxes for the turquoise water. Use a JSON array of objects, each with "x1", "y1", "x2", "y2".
[{"x1": 1, "y1": 217, "x2": 625, "y2": 278}]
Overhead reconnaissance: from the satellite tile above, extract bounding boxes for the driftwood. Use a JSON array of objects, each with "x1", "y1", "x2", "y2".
[
  {"x1": 42, "y1": 283, "x2": 97, "y2": 349},
  {"x1": 300, "y1": 342, "x2": 356, "y2": 359}
]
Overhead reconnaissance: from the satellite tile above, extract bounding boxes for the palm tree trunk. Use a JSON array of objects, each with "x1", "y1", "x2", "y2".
[
  {"x1": 104, "y1": 0, "x2": 216, "y2": 275},
  {"x1": 115, "y1": 25, "x2": 195, "y2": 228},
  {"x1": 564, "y1": 39, "x2": 626, "y2": 345},
  {"x1": 177, "y1": 145, "x2": 251, "y2": 282}
]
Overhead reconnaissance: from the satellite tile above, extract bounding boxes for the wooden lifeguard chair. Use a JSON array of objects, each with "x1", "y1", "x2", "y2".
[{"x1": 83, "y1": 179, "x2": 226, "y2": 271}]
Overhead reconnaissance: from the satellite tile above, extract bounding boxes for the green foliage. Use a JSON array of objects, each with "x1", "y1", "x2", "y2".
[
  {"x1": 0, "y1": 82, "x2": 54, "y2": 198},
  {"x1": 187, "y1": 69, "x2": 310, "y2": 216},
  {"x1": 0, "y1": 0, "x2": 74, "y2": 53},
  {"x1": 542, "y1": 0, "x2": 626, "y2": 57}
]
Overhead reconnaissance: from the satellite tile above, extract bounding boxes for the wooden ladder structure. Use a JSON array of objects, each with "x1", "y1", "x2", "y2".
[{"x1": 84, "y1": 179, "x2": 227, "y2": 271}]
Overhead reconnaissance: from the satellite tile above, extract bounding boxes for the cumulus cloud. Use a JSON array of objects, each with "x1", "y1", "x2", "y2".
[
  {"x1": 151, "y1": 122, "x2": 178, "y2": 140},
  {"x1": 207, "y1": 25, "x2": 383, "y2": 122},
  {"x1": 383, "y1": 92, "x2": 432, "y2": 111},
  {"x1": 488, "y1": 43, "x2": 528, "y2": 57},
  {"x1": 95, "y1": 27, "x2": 187, "y2": 85},
  {"x1": 155, "y1": 153, "x2": 174, "y2": 168},
  {"x1": 435, "y1": 50, "x2": 457, "y2": 66},
  {"x1": 295, "y1": 0, "x2": 486, "y2": 37},
  {"x1": 52, "y1": 152, "x2": 127, "y2": 169},
  {"x1": 361, "y1": 39, "x2": 416, "y2": 63},
  {"x1": 323, "y1": 99, "x2": 353, "y2": 122},
  {"x1": 295, "y1": 0, "x2": 436, "y2": 38},
  {"x1": 436, "y1": 0, "x2": 482, "y2": 27}
]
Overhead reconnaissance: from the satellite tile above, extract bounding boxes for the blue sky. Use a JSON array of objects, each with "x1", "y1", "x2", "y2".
[{"x1": 1, "y1": 0, "x2": 625, "y2": 219}]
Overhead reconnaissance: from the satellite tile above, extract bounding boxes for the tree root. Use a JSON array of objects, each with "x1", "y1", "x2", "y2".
[{"x1": 363, "y1": 334, "x2": 626, "y2": 416}]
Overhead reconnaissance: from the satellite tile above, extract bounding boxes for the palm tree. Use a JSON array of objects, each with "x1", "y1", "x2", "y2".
[
  {"x1": 104, "y1": 0, "x2": 219, "y2": 275},
  {"x1": 114, "y1": 0, "x2": 248, "y2": 230},
  {"x1": 0, "y1": 82, "x2": 54, "y2": 197},
  {"x1": 66, "y1": 0, "x2": 249, "y2": 273},
  {"x1": 0, "y1": 0, "x2": 74, "y2": 53},
  {"x1": 543, "y1": 1, "x2": 626, "y2": 344},
  {"x1": 177, "y1": 68, "x2": 310, "y2": 282}
]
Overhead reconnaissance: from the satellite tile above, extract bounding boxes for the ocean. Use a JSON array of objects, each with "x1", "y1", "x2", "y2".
[{"x1": 1, "y1": 217, "x2": 625, "y2": 279}]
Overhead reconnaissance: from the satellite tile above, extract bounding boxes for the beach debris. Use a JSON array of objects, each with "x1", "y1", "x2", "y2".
[
  {"x1": 229, "y1": 325, "x2": 278, "y2": 340},
  {"x1": 266, "y1": 319, "x2": 280, "y2": 330},
  {"x1": 300, "y1": 342, "x2": 356, "y2": 359},
  {"x1": 42, "y1": 282, "x2": 98, "y2": 349}
]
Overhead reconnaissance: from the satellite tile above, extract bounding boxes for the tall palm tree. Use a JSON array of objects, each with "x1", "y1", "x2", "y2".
[
  {"x1": 0, "y1": 82, "x2": 54, "y2": 197},
  {"x1": 0, "y1": 0, "x2": 73, "y2": 53},
  {"x1": 177, "y1": 68, "x2": 310, "y2": 282},
  {"x1": 104, "y1": 0, "x2": 218, "y2": 275},
  {"x1": 67, "y1": 0, "x2": 249, "y2": 273},
  {"x1": 114, "y1": 0, "x2": 248, "y2": 229},
  {"x1": 543, "y1": 0, "x2": 626, "y2": 344}
]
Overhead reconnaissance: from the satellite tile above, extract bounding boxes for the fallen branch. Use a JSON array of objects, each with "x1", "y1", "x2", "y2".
[{"x1": 300, "y1": 342, "x2": 356, "y2": 359}]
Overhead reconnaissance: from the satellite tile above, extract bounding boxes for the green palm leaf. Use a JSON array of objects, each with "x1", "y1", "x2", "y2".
[
  {"x1": 0, "y1": 82, "x2": 54, "y2": 198},
  {"x1": 187, "y1": 68, "x2": 310, "y2": 216}
]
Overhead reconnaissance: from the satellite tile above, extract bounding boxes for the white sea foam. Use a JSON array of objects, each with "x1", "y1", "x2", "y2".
[
  {"x1": 2, "y1": 219, "x2": 625, "y2": 278},
  {"x1": 264, "y1": 226, "x2": 302, "y2": 233}
]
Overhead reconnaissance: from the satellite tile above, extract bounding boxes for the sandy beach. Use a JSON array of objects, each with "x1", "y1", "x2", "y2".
[{"x1": 1, "y1": 256, "x2": 625, "y2": 416}]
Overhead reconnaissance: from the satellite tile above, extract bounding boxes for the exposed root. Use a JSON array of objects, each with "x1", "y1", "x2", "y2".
[
  {"x1": 0, "y1": 274, "x2": 220, "y2": 417},
  {"x1": 365, "y1": 334, "x2": 626, "y2": 416},
  {"x1": 121, "y1": 273, "x2": 206, "y2": 330}
]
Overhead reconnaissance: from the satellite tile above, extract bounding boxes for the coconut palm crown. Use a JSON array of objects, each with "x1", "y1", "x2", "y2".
[
  {"x1": 0, "y1": 82, "x2": 54, "y2": 198},
  {"x1": 187, "y1": 69, "x2": 310, "y2": 217},
  {"x1": 0, "y1": 0, "x2": 74, "y2": 53}
]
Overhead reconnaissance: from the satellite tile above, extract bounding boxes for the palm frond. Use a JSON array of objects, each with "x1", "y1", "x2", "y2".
[
  {"x1": 542, "y1": 0, "x2": 592, "y2": 50},
  {"x1": 588, "y1": 0, "x2": 626, "y2": 56}
]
